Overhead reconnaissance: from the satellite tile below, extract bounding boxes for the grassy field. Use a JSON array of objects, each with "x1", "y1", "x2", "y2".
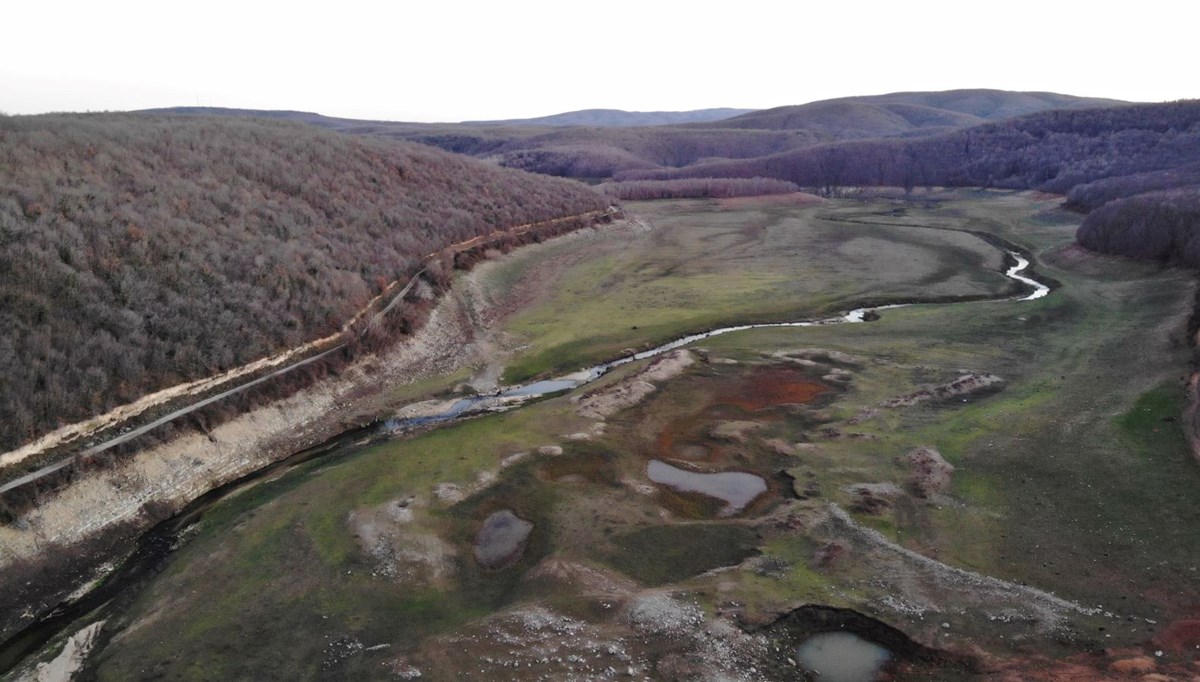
[
  {"x1": 490, "y1": 196, "x2": 1013, "y2": 382},
  {"x1": 71, "y1": 192, "x2": 1200, "y2": 680}
]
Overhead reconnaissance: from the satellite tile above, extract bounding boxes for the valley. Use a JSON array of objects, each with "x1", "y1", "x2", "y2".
[{"x1": 10, "y1": 190, "x2": 1198, "y2": 680}]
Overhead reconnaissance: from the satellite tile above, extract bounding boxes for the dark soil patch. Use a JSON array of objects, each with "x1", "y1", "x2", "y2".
[
  {"x1": 538, "y1": 447, "x2": 620, "y2": 486},
  {"x1": 603, "y1": 524, "x2": 759, "y2": 586}
]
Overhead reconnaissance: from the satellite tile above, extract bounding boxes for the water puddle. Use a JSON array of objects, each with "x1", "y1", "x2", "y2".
[
  {"x1": 473, "y1": 510, "x2": 533, "y2": 569},
  {"x1": 646, "y1": 459, "x2": 767, "y2": 516},
  {"x1": 795, "y1": 631, "x2": 892, "y2": 681},
  {"x1": 499, "y1": 379, "x2": 576, "y2": 397}
]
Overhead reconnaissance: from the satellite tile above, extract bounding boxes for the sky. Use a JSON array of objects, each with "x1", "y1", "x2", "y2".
[{"x1": 2, "y1": 0, "x2": 1197, "y2": 122}]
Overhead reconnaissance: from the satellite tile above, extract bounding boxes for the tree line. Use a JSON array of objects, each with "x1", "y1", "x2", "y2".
[{"x1": 599, "y1": 177, "x2": 800, "y2": 200}]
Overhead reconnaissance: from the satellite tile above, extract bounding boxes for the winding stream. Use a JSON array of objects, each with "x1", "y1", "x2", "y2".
[
  {"x1": 0, "y1": 246, "x2": 1051, "y2": 675},
  {"x1": 389, "y1": 250, "x2": 1048, "y2": 430}
]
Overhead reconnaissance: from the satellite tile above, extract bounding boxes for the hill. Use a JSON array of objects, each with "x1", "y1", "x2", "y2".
[
  {"x1": 142, "y1": 92, "x2": 1127, "y2": 181},
  {"x1": 716, "y1": 89, "x2": 1125, "y2": 134},
  {"x1": 462, "y1": 107, "x2": 756, "y2": 127},
  {"x1": 0, "y1": 113, "x2": 609, "y2": 451},
  {"x1": 619, "y1": 100, "x2": 1200, "y2": 192}
]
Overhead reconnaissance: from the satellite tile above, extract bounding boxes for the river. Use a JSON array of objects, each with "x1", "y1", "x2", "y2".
[{"x1": 0, "y1": 247, "x2": 1051, "y2": 675}]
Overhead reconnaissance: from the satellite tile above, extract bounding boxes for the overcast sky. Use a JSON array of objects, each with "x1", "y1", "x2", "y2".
[{"x1": 2, "y1": 0, "x2": 1196, "y2": 122}]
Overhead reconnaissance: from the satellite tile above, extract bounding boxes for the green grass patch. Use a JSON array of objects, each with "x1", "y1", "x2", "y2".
[
  {"x1": 603, "y1": 523, "x2": 760, "y2": 586},
  {"x1": 1115, "y1": 382, "x2": 1189, "y2": 457}
]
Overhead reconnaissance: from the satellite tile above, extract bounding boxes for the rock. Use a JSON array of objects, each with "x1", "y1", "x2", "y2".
[
  {"x1": 905, "y1": 446, "x2": 954, "y2": 497},
  {"x1": 537, "y1": 445, "x2": 563, "y2": 456},
  {"x1": 473, "y1": 510, "x2": 534, "y2": 569},
  {"x1": 822, "y1": 368, "x2": 853, "y2": 384},
  {"x1": 845, "y1": 482, "x2": 906, "y2": 515},
  {"x1": 432, "y1": 483, "x2": 464, "y2": 503},
  {"x1": 26, "y1": 621, "x2": 106, "y2": 682},
  {"x1": 500, "y1": 452, "x2": 528, "y2": 468},
  {"x1": 575, "y1": 350, "x2": 694, "y2": 419},
  {"x1": 709, "y1": 421, "x2": 763, "y2": 442},
  {"x1": 880, "y1": 373, "x2": 1005, "y2": 408},
  {"x1": 763, "y1": 439, "x2": 800, "y2": 456},
  {"x1": 813, "y1": 540, "x2": 849, "y2": 568},
  {"x1": 773, "y1": 348, "x2": 864, "y2": 368}
]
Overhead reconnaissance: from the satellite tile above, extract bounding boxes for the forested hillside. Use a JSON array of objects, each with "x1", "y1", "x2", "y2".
[
  {"x1": 0, "y1": 114, "x2": 609, "y2": 450},
  {"x1": 618, "y1": 101, "x2": 1200, "y2": 190},
  {"x1": 1076, "y1": 188, "x2": 1200, "y2": 267}
]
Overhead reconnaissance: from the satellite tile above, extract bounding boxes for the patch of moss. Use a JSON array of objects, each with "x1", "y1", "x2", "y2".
[{"x1": 603, "y1": 523, "x2": 759, "y2": 586}]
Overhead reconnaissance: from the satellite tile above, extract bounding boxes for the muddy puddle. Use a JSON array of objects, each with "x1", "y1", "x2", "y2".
[
  {"x1": 646, "y1": 460, "x2": 767, "y2": 516},
  {"x1": 795, "y1": 631, "x2": 892, "y2": 681},
  {"x1": 473, "y1": 510, "x2": 533, "y2": 569}
]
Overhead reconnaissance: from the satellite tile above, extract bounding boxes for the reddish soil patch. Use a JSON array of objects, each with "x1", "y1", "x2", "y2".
[
  {"x1": 638, "y1": 367, "x2": 832, "y2": 519},
  {"x1": 721, "y1": 368, "x2": 830, "y2": 412},
  {"x1": 1153, "y1": 618, "x2": 1200, "y2": 653},
  {"x1": 653, "y1": 368, "x2": 829, "y2": 462},
  {"x1": 654, "y1": 413, "x2": 733, "y2": 464}
]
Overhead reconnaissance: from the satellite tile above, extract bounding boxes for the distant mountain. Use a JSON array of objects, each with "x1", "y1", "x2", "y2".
[
  {"x1": 463, "y1": 108, "x2": 757, "y2": 127},
  {"x1": 713, "y1": 89, "x2": 1128, "y2": 136}
]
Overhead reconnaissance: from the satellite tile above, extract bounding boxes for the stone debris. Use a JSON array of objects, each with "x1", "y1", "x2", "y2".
[
  {"x1": 500, "y1": 451, "x2": 528, "y2": 468},
  {"x1": 625, "y1": 594, "x2": 705, "y2": 636},
  {"x1": 19, "y1": 621, "x2": 105, "y2": 682},
  {"x1": 820, "y1": 504, "x2": 1100, "y2": 637},
  {"x1": 763, "y1": 439, "x2": 801, "y2": 456},
  {"x1": 432, "y1": 482, "x2": 464, "y2": 503},
  {"x1": 347, "y1": 499, "x2": 456, "y2": 585},
  {"x1": 879, "y1": 373, "x2": 1004, "y2": 408},
  {"x1": 904, "y1": 446, "x2": 954, "y2": 497},
  {"x1": 772, "y1": 348, "x2": 864, "y2": 368},
  {"x1": 822, "y1": 368, "x2": 854, "y2": 384},
  {"x1": 844, "y1": 482, "x2": 906, "y2": 515},
  {"x1": 709, "y1": 421, "x2": 763, "y2": 442},
  {"x1": 575, "y1": 350, "x2": 694, "y2": 419}
]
